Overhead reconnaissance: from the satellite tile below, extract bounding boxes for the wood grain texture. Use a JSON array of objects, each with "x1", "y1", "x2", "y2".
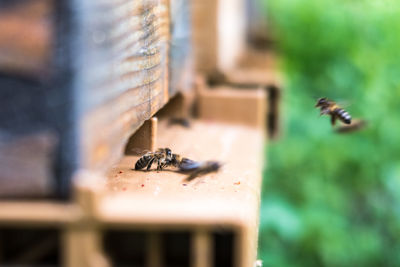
[{"x1": 80, "y1": 0, "x2": 170, "y2": 171}]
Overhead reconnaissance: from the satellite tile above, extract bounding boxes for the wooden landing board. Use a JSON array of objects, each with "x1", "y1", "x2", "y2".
[
  {"x1": 102, "y1": 120, "x2": 263, "y2": 225},
  {"x1": 0, "y1": 202, "x2": 81, "y2": 226},
  {"x1": 102, "y1": 120, "x2": 264, "y2": 267}
]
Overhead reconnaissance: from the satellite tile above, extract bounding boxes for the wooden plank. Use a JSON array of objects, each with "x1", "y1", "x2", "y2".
[
  {"x1": 0, "y1": 132, "x2": 56, "y2": 197},
  {"x1": 169, "y1": 0, "x2": 193, "y2": 95},
  {"x1": 0, "y1": 0, "x2": 53, "y2": 76},
  {"x1": 147, "y1": 232, "x2": 163, "y2": 267},
  {"x1": 198, "y1": 86, "x2": 267, "y2": 129},
  {"x1": 125, "y1": 117, "x2": 158, "y2": 155},
  {"x1": 79, "y1": 0, "x2": 170, "y2": 172},
  {"x1": 191, "y1": 0, "x2": 246, "y2": 73},
  {"x1": 63, "y1": 227, "x2": 110, "y2": 267},
  {"x1": 191, "y1": 0, "x2": 218, "y2": 73},
  {"x1": 192, "y1": 230, "x2": 213, "y2": 267},
  {"x1": 0, "y1": 202, "x2": 81, "y2": 226},
  {"x1": 99, "y1": 120, "x2": 263, "y2": 267},
  {"x1": 217, "y1": 0, "x2": 246, "y2": 71}
]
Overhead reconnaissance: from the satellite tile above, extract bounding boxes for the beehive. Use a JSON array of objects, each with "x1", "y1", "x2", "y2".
[
  {"x1": 0, "y1": 0, "x2": 172, "y2": 198},
  {"x1": 0, "y1": 1, "x2": 271, "y2": 266}
]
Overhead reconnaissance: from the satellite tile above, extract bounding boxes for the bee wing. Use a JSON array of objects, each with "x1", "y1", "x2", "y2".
[
  {"x1": 336, "y1": 100, "x2": 351, "y2": 108},
  {"x1": 179, "y1": 158, "x2": 202, "y2": 172},
  {"x1": 130, "y1": 148, "x2": 152, "y2": 156}
]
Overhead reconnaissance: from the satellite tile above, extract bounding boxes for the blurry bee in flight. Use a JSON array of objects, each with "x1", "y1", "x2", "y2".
[
  {"x1": 134, "y1": 148, "x2": 172, "y2": 171},
  {"x1": 168, "y1": 117, "x2": 191, "y2": 128},
  {"x1": 178, "y1": 160, "x2": 222, "y2": 181},
  {"x1": 315, "y1": 97, "x2": 351, "y2": 125}
]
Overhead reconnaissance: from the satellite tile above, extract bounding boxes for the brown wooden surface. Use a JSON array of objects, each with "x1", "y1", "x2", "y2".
[
  {"x1": 198, "y1": 86, "x2": 267, "y2": 129},
  {"x1": 0, "y1": 202, "x2": 81, "y2": 226},
  {"x1": 0, "y1": 120, "x2": 264, "y2": 267},
  {"x1": 101, "y1": 120, "x2": 263, "y2": 267},
  {"x1": 125, "y1": 117, "x2": 158, "y2": 155},
  {"x1": 191, "y1": 0, "x2": 218, "y2": 74},
  {"x1": 191, "y1": 0, "x2": 246, "y2": 74},
  {"x1": 0, "y1": 0, "x2": 53, "y2": 76},
  {"x1": 81, "y1": 0, "x2": 171, "y2": 172}
]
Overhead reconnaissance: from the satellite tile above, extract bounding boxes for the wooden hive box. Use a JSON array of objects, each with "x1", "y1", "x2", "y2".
[
  {"x1": 191, "y1": 0, "x2": 247, "y2": 74},
  {"x1": 0, "y1": 0, "x2": 173, "y2": 199},
  {"x1": 0, "y1": 1, "x2": 267, "y2": 266}
]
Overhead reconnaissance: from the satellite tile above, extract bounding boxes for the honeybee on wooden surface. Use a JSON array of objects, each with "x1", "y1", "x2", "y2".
[
  {"x1": 134, "y1": 147, "x2": 172, "y2": 171},
  {"x1": 315, "y1": 97, "x2": 352, "y2": 125}
]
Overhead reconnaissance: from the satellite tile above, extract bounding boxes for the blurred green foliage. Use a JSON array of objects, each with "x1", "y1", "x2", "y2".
[{"x1": 259, "y1": 0, "x2": 400, "y2": 266}]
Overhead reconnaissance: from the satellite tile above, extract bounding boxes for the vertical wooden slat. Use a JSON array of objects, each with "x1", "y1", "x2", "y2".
[
  {"x1": 63, "y1": 227, "x2": 109, "y2": 267},
  {"x1": 125, "y1": 117, "x2": 158, "y2": 155},
  {"x1": 192, "y1": 230, "x2": 213, "y2": 267},
  {"x1": 147, "y1": 232, "x2": 162, "y2": 267}
]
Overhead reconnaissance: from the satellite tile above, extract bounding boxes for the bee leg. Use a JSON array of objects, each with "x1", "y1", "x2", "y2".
[
  {"x1": 156, "y1": 159, "x2": 163, "y2": 171},
  {"x1": 331, "y1": 115, "x2": 337, "y2": 126},
  {"x1": 146, "y1": 157, "x2": 156, "y2": 171}
]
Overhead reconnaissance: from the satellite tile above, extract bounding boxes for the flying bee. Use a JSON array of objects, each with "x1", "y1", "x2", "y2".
[
  {"x1": 168, "y1": 117, "x2": 191, "y2": 128},
  {"x1": 134, "y1": 148, "x2": 172, "y2": 171},
  {"x1": 178, "y1": 160, "x2": 223, "y2": 181},
  {"x1": 315, "y1": 97, "x2": 351, "y2": 125}
]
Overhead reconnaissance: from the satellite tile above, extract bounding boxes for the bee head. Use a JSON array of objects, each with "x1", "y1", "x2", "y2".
[
  {"x1": 165, "y1": 148, "x2": 172, "y2": 157},
  {"x1": 315, "y1": 97, "x2": 329, "y2": 108}
]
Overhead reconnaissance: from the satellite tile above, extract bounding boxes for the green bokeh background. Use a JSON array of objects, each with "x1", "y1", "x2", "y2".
[{"x1": 259, "y1": 0, "x2": 400, "y2": 266}]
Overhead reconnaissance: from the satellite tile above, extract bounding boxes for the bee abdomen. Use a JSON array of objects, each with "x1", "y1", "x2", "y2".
[
  {"x1": 135, "y1": 155, "x2": 152, "y2": 170},
  {"x1": 334, "y1": 108, "x2": 351, "y2": 124}
]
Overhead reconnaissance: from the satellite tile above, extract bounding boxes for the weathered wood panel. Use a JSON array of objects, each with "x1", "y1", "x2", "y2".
[
  {"x1": 0, "y1": 0, "x2": 78, "y2": 198},
  {"x1": 0, "y1": 0, "x2": 53, "y2": 77},
  {"x1": 169, "y1": 0, "x2": 193, "y2": 95},
  {"x1": 198, "y1": 86, "x2": 267, "y2": 129},
  {"x1": 0, "y1": 0, "x2": 172, "y2": 198},
  {"x1": 79, "y1": 0, "x2": 170, "y2": 171},
  {"x1": 191, "y1": 0, "x2": 246, "y2": 74}
]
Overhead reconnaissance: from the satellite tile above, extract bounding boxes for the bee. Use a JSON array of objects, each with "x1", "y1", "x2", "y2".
[
  {"x1": 134, "y1": 148, "x2": 172, "y2": 171},
  {"x1": 168, "y1": 117, "x2": 191, "y2": 128},
  {"x1": 178, "y1": 160, "x2": 222, "y2": 181},
  {"x1": 315, "y1": 97, "x2": 351, "y2": 125}
]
